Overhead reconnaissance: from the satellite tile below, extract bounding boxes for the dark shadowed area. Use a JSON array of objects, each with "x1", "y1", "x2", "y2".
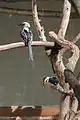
[{"x1": 0, "y1": 0, "x2": 79, "y2": 106}]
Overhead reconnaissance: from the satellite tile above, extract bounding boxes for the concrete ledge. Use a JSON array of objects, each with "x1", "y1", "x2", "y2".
[{"x1": 0, "y1": 116, "x2": 58, "y2": 120}]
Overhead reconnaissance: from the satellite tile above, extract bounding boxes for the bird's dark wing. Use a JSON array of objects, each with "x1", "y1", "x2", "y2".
[
  {"x1": 74, "y1": 85, "x2": 80, "y2": 104},
  {"x1": 49, "y1": 76, "x2": 59, "y2": 85},
  {"x1": 64, "y1": 69, "x2": 79, "y2": 88},
  {"x1": 20, "y1": 29, "x2": 27, "y2": 41},
  {"x1": 24, "y1": 29, "x2": 32, "y2": 42},
  {"x1": 64, "y1": 69, "x2": 80, "y2": 105}
]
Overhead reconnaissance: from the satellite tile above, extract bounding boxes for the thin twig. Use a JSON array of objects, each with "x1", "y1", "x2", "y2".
[{"x1": 72, "y1": 33, "x2": 80, "y2": 43}]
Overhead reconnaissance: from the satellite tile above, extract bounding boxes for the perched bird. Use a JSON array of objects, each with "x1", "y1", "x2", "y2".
[
  {"x1": 64, "y1": 69, "x2": 80, "y2": 105},
  {"x1": 19, "y1": 21, "x2": 33, "y2": 61},
  {"x1": 42, "y1": 76, "x2": 59, "y2": 87},
  {"x1": 42, "y1": 69, "x2": 80, "y2": 105}
]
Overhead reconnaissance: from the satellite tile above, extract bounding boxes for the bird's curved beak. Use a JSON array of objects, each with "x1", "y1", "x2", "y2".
[{"x1": 42, "y1": 82, "x2": 46, "y2": 87}]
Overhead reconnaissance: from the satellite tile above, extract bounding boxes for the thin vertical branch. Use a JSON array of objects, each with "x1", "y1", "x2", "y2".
[
  {"x1": 72, "y1": 32, "x2": 80, "y2": 43},
  {"x1": 58, "y1": 0, "x2": 71, "y2": 38},
  {"x1": 32, "y1": 0, "x2": 47, "y2": 42}
]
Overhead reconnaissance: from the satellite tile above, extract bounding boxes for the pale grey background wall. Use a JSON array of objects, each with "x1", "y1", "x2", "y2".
[{"x1": 0, "y1": 0, "x2": 79, "y2": 106}]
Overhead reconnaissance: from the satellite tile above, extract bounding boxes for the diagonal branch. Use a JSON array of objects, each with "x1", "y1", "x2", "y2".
[
  {"x1": 51, "y1": 83, "x2": 74, "y2": 95},
  {"x1": 32, "y1": 0, "x2": 47, "y2": 42},
  {"x1": 72, "y1": 32, "x2": 80, "y2": 43},
  {"x1": 58, "y1": 0, "x2": 71, "y2": 38}
]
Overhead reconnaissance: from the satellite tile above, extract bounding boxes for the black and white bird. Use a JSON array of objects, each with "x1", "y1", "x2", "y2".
[
  {"x1": 42, "y1": 69, "x2": 80, "y2": 105},
  {"x1": 42, "y1": 76, "x2": 59, "y2": 87},
  {"x1": 19, "y1": 21, "x2": 33, "y2": 61}
]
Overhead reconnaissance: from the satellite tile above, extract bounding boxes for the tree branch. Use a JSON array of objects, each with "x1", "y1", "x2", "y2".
[
  {"x1": 51, "y1": 83, "x2": 74, "y2": 95},
  {"x1": 58, "y1": 0, "x2": 71, "y2": 38},
  {"x1": 72, "y1": 32, "x2": 80, "y2": 43},
  {"x1": 48, "y1": 1, "x2": 78, "y2": 120},
  {"x1": 0, "y1": 41, "x2": 54, "y2": 52},
  {"x1": 32, "y1": 0, "x2": 47, "y2": 42},
  {"x1": 32, "y1": 0, "x2": 80, "y2": 120},
  {"x1": 49, "y1": 31, "x2": 80, "y2": 72}
]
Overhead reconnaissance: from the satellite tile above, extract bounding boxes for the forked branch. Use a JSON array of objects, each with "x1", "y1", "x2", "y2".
[{"x1": 32, "y1": 0, "x2": 80, "y2": 120}]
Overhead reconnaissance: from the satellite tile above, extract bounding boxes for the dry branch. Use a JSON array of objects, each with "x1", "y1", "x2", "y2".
[
  {"x1": 32, "y1": 0, "x2": 80, "y2": 120},
  {"x1": 51, "y1": 83, "x2": 74, "y2": 95},
  {"x1": 0, "y1": 41, "x2": 54, "y2": 52},
  {"x1": 49, "y1": 31, "x2": 80, "y2": 71},
  {"x1": 72, "y1": 32, "x2": 80, "y2": 43},
  {"x1": 48, "y1": 0, "x2": 79, "y2": 120},
  {"x1": 32, "y1": 0, "x2": 47, "y2": 42},
  {"x1": 58, "y1": 0, "x2": 71, "y2": 38}
]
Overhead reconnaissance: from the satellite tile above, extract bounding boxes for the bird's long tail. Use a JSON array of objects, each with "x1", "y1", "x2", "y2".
[
  {"x1": 28, "y1": 41, "x2": 35, "y2": 68},
  {"x1": 28, "y1": 41, "x2": 33, "y2": 61}
]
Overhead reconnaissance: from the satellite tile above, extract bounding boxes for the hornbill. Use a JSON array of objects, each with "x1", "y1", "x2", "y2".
[
  {"x1": 42, "y1": 69, "x2": 80, "y2": 105},
  {"x1": 42, "y1": 76, "x2": 59, "y2": 87},
  {"x1": 19, "y1": 21, "x2": 33, "y2": 61}
]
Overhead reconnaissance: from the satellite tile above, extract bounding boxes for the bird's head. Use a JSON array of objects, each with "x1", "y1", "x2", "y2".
[
  {"x1": 18, "y1": 21, "x2": 31, "y2": 28},
  {"x1": 42, "y1": 77, "x2": 49, "y2": 87},
  {"x1": 42, "y1": 76, "x2": 59, "y2": 87}
]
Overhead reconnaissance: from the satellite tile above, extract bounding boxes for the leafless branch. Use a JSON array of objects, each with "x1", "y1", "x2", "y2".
[
  {"x1": 49, "y1": 25, "x2": 79, "y2": 73},
  {"x1": 72, "y1": 32, "x2": 80, "y2": 43},
  {"x1": 31, "y1": 0, "x2": 80, "y2": 120},
  {"x1": 0, "y1": 41, "x2": 54, "y2": 52},
  {"x1": 69, "y1": 97, "x2": 78, "y2": 120},
  {"x1": 49, "y1": 31, "x2": 72, "y2": 48},
  {"x1": 51, "y1": 83, "x2": 74, "y2": 95},
  {"x1": 65, "y1": 45, "x2": 79, "y2": 71},
  {"x1": 32, "y1": 0, "x2": 47, "y2": 42},
  {"x1": 48, "y1": 1, "x2": 79, "y2": 120},
  {"x1": 49, "y1": 30, "x2": 80, "y2": 73},
  {"x1": 59, "y1": 96, "x2": 70, "y2": 120},
  {"x1": 58, "y1": 0, "x2": 71, "y2": 38}
]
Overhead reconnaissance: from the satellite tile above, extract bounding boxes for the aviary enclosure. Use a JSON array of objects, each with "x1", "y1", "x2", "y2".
[{"x1": 0, "y1": 0, "x2": 80, "y2": 120}]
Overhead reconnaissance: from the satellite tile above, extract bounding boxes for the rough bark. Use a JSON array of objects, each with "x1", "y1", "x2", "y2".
[{"x1": 32, "y1": 0, "x2": 80, "y2": 120}]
